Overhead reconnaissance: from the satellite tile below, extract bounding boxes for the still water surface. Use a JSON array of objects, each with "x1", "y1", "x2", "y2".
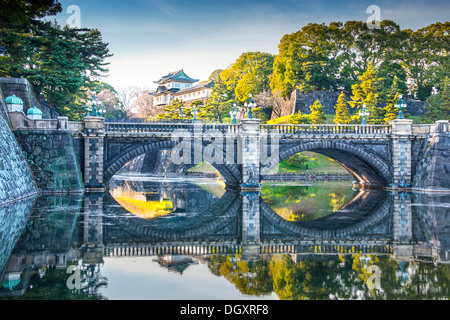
[{"x1": 0, "y1": 175, "x2": 449, "y2": 300}]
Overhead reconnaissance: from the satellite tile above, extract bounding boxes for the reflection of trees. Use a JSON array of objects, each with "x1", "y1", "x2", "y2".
[
  {"x1": 208, "y1": 254, "x2": 450, "y2": 300},
  {"x1": 10, "y1": 262, "x2": 107, "y2": 300},
  {"x1": 208, "y1": 255, "x2": 273, "y2": 297},
  {"x1": 261, "y1": 183, "x2": 354, "y2": 221}
]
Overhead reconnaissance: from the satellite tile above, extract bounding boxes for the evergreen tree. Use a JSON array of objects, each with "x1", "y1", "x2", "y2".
[
  {"x1": 309, "y1": 100, "x2": 327, "y2": 124},
  {"x1": 333, "y1": 92, "x2": 351, "y2": 124},
  {"x1": 157, "y1": 99, "x2": 184, "y2": 120},
  {"x1": 440, "y1": 77, "x2": 450, "y2": 120},
  {"x1": 382, "y1": 76, "x2": 401, "y2": 124},
  {"x1": 348, "y1": 62, "x2": 383, "y2": 124},
  {"x1": 205, "y1": 69, "x2": 235, "y2": 122},
  {"x1": 423, "y1": 77, "x2": 450, "y2": 122},
  {"x1": 289, "y1": 110, "x2": 311, "y2": 124}
]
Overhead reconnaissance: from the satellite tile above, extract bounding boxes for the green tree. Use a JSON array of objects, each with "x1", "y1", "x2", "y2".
[
  {"x1": 0, "y1": 3, "x2": 112, "y2": 121},
  {"x1": 221, "y1": 51, "x2": 274, "y2": 102},
  {"x1": 382, "y1": 76, "x2": 402, "y2": 124},
  {"x1": 333, "y1": 92, "x2": 351, "y2": 124},
  {"x1": 285, "y1": 153, "x2": 309, "y2": 168},
  {"x1": 157, "y1": 99, "x2": 185, "y2": 120},
  {"x1": 348, "y1": 62, "x2": 384, "y2": 124},
  {"x1": 203, "y1": 69, "x2": 235, "y2": 122},
  {"x1": 423, "y1": 77, "x2": 450, "y2": 122},
  {"x1": 289, "y1": 110, "x2": 311, "y2": 124},
  {"x1": 309, "y1": 100, "x2": 326, "y2": 124},
  {"x1": 0, "y1": 0, "x2": 62, "y2": 26}
]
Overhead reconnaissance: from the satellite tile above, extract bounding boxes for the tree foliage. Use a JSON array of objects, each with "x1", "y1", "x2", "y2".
[
  {"x1": 0, "y1": 0, "x2": 112, "y2": 120},
  {"x1": 423, "y1": 76, "x2": 450, "y2": 122},
  {"x1": 309, "y1": 100, "x2": 327, "y2": 124},
  {"x1": 333, "y1": 92, "x2": 351, "y2": 124},
  {"x1": 269, "y1": 20, "x2": 449, "y2": 101}
]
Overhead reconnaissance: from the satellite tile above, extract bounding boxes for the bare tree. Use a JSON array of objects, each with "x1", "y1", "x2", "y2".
[{"x1": 117, "y1": 86, "x2": 142, "y2": 116}]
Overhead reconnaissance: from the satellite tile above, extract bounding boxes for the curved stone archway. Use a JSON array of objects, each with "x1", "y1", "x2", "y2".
[
  {"x1": 263, "y1": 140, "x2": 390, "y2": 186},
  {"x1": 104, "y1": 139, "x2": 242, "y2": 187},
  {"x1": 260, "y1": 190, "x2": 392, "y2": 239},
  {"x1": 103, "y1": 189, "x2": 242, "y2": 241}
]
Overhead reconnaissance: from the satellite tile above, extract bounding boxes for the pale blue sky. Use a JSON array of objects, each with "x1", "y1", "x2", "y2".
[{"x1": 52, "y1": 0, "x2": 450, "y2": 90}]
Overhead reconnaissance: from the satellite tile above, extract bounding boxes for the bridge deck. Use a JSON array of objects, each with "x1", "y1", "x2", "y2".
[{"x1": 104, "y1": 122, "x2": 392, "y2": 136}]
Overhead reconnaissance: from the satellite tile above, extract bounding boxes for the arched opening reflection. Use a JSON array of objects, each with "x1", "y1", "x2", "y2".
[
  {"x1": 261, "y1": 181, "x2": 356, "y2": 222},
  {"x1": 262, "y1": 151, "x2": 355, "y2": 222},
  {"x1": 109, "y1": 170, "x2": 226, "y2": 220}
]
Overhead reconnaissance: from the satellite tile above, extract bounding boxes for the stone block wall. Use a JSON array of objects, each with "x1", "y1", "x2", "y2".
[
  {"x1": 412, "y1": 132, "x2": 450, "y2": 190},
  {"x1": 0, "y1": 197, "x2": 36, "y2": 280},
  {"x1": 0, "y1": 77, "x2": 59, "y2": 119},
  {"x1": 14, "y1": 131, "x2": 84, "y2": 193},
  {"x1": 290, "y1": 89, "x2": 426, "y2": 116},
  {"x1": 0, "y1": 87, "x2": 39, "y2": 205}
]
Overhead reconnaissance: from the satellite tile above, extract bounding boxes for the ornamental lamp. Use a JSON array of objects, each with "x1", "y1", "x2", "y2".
[
  {"x1": 395, "y1": 94, "x2": 407, "y2": 119},
  {"x1": 191, "y1": 105, "x2": 199, "y2": 121},
  {"x1": 86, "y1": 90, "x2": 105, "y2": 117},
  {"x1": 180, "y1": 107, "x2": 186, "y2": 123},
  {"x1": 244, "y1": 93, "x2": 256, "y2": 119},
  {"x1": 359, "y1": 104, "x2": 370, "y2": 125},
  {"x1": 229, "y1": 103, "x2": 241, "y2": 124}
]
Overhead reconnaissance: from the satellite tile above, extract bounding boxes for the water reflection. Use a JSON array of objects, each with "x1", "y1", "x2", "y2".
[
  {"x1": 0, "y1": 176, "x2": 449, "y2": 300},
  {"x1": 261, "y1": 182, "x2": 356, "y2": 222}
]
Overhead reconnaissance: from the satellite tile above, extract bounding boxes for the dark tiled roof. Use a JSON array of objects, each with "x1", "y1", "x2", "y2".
[
  {"x1": 153, "y1": 69, "x2": 199, "y2": 84},
  {"x1": 173, "y1": 81, "x2": 214, "y2": 96},
  {"x1": 149, "y1": 86, "x2": 179, "y2": 95}
]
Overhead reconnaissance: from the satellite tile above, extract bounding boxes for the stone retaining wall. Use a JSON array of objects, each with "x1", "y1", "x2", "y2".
[
  {"x1": 290, "y1": 89, "x2": 426, "y2": 116},
  {"x1": 0, "y1": 88, "x2": 39, "y2": 205},
  {"x1": 0, "y1": 77, "x2": 59, "y2": 119},
  {"x1": 14, "y1": 131, "x2": 84, "y2": 193},
  {"x1": 412, "y1": 131, "x2": 450, "y2": 191}
]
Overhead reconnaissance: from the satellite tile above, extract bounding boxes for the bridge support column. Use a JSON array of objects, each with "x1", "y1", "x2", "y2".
[
  {"x1": 390, "y1": 119, "x2": 413, "y2": 189},
  {"x1": 83, "y1": 116, "x2": 106, "y2": 193},
  {"x1": 241, "y1": 192, "x2": 261, "y2": 260},
  {"x1": 239, "y1": 119, "x2": 261, "y2": 191},
  {"x1": 82, "y1": 193, "x2": 104, "y2": 264},
  {"x1": 392, "y1": 192, "x2": 413, "y2": 261}
]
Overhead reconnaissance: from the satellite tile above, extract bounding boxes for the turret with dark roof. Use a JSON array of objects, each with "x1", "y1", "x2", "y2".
[{"x1": 153, "y1": 69, "x2": 199, "y2": 85}]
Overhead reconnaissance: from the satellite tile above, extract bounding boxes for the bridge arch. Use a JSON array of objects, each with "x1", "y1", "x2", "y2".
[
  {"x1": 103, "y1": 189, "x2": 242, "y2": 241},
  {"x1": 104, "y1": 139, "x2": 242, "y2": 187},
  {"x1": 260, "y1": 189, "x2": 392, "y2": 239},
  {"x1": 263, "y1": 140, "x2": 390, "y2": 186}
]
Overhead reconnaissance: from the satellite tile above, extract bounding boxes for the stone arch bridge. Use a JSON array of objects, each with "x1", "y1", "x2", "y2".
[{"x1": 7, "y1": 111, "x2": 449, "y2": 192}]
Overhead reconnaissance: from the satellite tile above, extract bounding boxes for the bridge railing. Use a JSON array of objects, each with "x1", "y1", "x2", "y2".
[
  {"x1": 105, "y1": 122, "x2": 241, "y2": 134},
  {"x1": 260, "y1": 124, "x2": 392, "y2": 135}
]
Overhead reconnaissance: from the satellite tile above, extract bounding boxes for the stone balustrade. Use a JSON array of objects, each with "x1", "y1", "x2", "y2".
[
  {"x1": 260, "y1": 123, "x2": 392, "y2": 135},
  {"x1": 7, "y1": 111, "x2": 83, "y2": 132}
]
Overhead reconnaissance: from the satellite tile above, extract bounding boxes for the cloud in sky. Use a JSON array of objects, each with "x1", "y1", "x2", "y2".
[{"x1": 54, "y1": 0, "x2": 450, "y2": 90}]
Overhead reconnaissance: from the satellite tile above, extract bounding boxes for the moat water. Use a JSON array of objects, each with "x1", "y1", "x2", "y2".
[{"x1": 0, "y1": 175, "x2": 449, "y2": 300}]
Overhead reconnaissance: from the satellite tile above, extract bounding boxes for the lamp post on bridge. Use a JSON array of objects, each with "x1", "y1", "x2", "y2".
[
  {"x1": 191, "y1": 105, "x2": 199, "y2": 122},
  {"x1": 244, "y1": 93, "x2": 257, "y2": 119},
  {"x1": 359, "y1": 104, "x2": 370, "y2": 125},
  {"x1": 229, "y1": 103, "x2": 241, "y2": 124},
  {"x1": 395, "y1": 94, "x2": 407, "y2": 119},
  {"x1": 180, "y1": 107, "x2": 186, "y2": 123},
  {"x1": 86, "y1": 91, "x2": 106, "y2": 117}
]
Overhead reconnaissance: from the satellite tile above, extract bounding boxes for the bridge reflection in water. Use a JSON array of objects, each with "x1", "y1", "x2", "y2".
[{"x1": 0, "y1": 177, "x2": 449, "y2": 299}]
